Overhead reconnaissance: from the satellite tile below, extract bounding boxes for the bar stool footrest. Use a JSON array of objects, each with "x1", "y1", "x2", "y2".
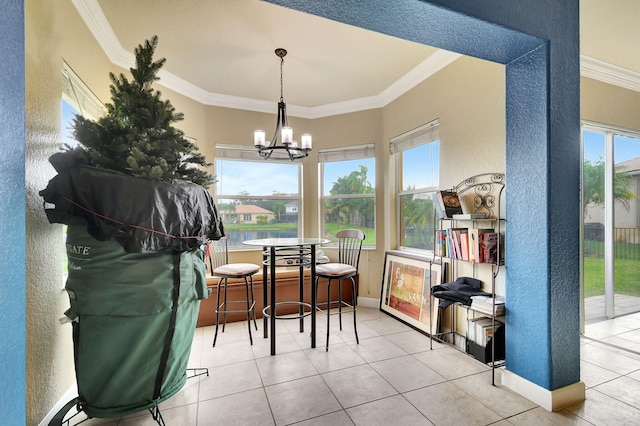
[{"x1": 263, "y1": 301, "x2": 313, "y2": 320}]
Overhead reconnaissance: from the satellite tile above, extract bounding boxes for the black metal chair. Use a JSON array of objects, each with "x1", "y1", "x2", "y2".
[
  {"x1": 315, "y1": 229, "x2": 365, "y2": 351},
  {"x1": 208, "y1": 235, "x2": 260, "y2": 346}
]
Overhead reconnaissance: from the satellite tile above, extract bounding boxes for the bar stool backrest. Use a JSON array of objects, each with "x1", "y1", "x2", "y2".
[
  {"x1": 336, "y1": 229, "x2": 365, "y2": 269},
  {"x1": 208, "y1": 234, "x2": 230, "y2": 274}
]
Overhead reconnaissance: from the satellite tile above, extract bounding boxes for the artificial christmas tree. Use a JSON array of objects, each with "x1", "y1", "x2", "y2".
[
  {"x1": 72, "y1": 35, "x2": 213, "y2": 188},
  {"x1": 41, "y1": 37, "x2": 223, "y2": 424}
]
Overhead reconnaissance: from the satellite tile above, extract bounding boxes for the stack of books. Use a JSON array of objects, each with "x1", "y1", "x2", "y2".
[
  {"x1": 470, "y1": 295, "x2": 505, "y2": 316},
  {"x1": 467, "y1": 316, "x2": 503, "y2": 347}
]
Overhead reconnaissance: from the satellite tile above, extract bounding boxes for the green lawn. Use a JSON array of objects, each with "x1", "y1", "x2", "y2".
[
  {"x1": 584, "y1": 257, "x2": 640, "y2": 298},
  {"x1": 324, "y1": 223, "x2": 375, "y2": 244},
  {"x1": 224, "y1": 223, "x2": 297, "y2": 231}
]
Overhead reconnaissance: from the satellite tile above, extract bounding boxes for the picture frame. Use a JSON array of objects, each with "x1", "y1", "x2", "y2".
[{"x1": 379, "y1": 251, "x2": 445, "y2": 336}]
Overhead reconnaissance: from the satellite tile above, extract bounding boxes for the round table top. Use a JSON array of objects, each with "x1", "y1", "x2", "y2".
[{"x1": 242, "y1": 237, "x2": 330, "y2": 247}]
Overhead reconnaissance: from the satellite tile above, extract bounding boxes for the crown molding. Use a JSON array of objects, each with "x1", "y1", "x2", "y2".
[
  {"x1": 72, "y1": 0, "x2": 464, "y2": 119},
  {"x1": 581, "y1": 55, "x2": 640, "y2": 93},
  {"x1": 76, "y1": 1, "x2": 640, "y2": 119}
]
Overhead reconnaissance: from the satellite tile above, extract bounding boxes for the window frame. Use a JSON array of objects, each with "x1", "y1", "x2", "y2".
[
  {"x1": 319, "y1": 144, "x2": 376, "y2": 247},
  {"x1": 391, "y1": 119, "x2": 440, "y2": 253}
]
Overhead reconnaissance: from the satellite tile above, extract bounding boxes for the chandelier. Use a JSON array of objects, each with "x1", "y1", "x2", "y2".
[{"x1": 254, "y1": 48, "x2": 312, "y2": 161}]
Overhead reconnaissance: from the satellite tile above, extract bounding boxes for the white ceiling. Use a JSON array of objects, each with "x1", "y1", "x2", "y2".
[{"x1": 76, "y1": 0, "x2": 640, "y2": 119}]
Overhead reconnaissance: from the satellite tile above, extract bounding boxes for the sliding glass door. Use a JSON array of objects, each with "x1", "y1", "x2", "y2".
[{"x1": 582, "y1": 124, "x2": 640, "y2": 323}]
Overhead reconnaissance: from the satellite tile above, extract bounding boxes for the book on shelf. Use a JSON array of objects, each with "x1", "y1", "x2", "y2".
[
  {"x1": 470, "y1": 295, "x2": 505, "y2": 316},
  {"x1": 469, "y1": 228, "x2": 494, "y2": 262},
  {"x1": 434, "y1": 190, "x2": 464, "y2": 219},
  {"x1": 458, "y1": 228, "x2": 470, "y2": 261},
  {"x1": 480, "y1": 232, "x2": 499, "y2": 263},
  {"x1": 466, "y1": 317, "x2": 502, "y2": 346},
  {"x1": 447, "y1": 228, "x2": 467, "y2": 260},
  {"x1": 435, "y1": 229, "x2": 447, "y2": 257},
  {"x1": 452, "y1": 213, "x2": 486, "y2": 220}
]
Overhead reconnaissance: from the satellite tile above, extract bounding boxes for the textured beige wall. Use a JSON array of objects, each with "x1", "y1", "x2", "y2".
[
  {"x1": 25, "y1": 1, "x2": 102, "y2": 423},
  {"x1": 581, "y1": 77, "x2": 640, "y2": 131}
]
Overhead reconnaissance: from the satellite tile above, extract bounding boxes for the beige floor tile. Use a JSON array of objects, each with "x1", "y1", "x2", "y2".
[
  {"x1": 256, "y1": 350, "x2": 318, "y2": 386},
  {"x1": 592, "y1": 375, "x2": 640, "y2": 409},
  {"x1": 120, "y1": 404, "x2": 199, "y2": 426},
  {"x1": 567, "y1": 388, "x2": 640, "y2": 425},
  {"x1": 451, "y1": 369, "x2": 537, "y2": 418},
  {"x1": 197, "y1": 388, "x2": 274, "y2": 425},
  {"x1": 412, "y1": 346, "x2": 490, "y2": 380},
  {"x1": 321, "y1": 364, "x2": 398, "y2": 408},
  {"x1": 251, "y1": 329, "x2": 305, "y2": 358},
  {"x1": 507, "y1": 406, "x2": 592, "y2": 425},
  {"x1": 370, "y1": 355, "x2": 446, "y2": 392},
  {"x1": 346, "y1": 335, "x2": 407, "y2": 362},
  {"x1": 265, "y1": 375, "x2": 342, "y2": 425},
  {"x1": 384, "y1": 329, "x2": 443, "y2": 354},
  {"x1": 346, "y1": 395, "x2": 432, "y2": 426},
  {"x1": 581, "y1": 342, "x2": 640, "y2": 375},
  {"x1": 580, "y1": 360, "x2": 622, "y2": 388},
  {"x1": 199, "y1": 337, "x2": 256, "y2": 368},
  {"x1": 294, "y1": 410, "x2": 355, "y2": 426},
  {"x1": 404, "y1": 381, "x2": 502, "y2": 425},
  {"x1": 363, "y1": 315, "x2": 413, "y2": 335},
  {"x1": 338, "y1": 320, "x2": 382, "y2": 343},
  {"x1": 198, "y1": 360, "x2": 263, "y2": 401},
  {"x1": 629, "y1": 369, "x2": 640, "y2": 381},
  {"x1": 304, "y1": 342, "x2": 366, "y2": 373},
  {"x1": 584, "y1": 320, "x2": 634, "y2": 340}
]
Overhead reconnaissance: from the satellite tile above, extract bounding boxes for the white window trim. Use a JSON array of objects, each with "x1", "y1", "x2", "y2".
[
  {"x1": 392, "y1": 119, "x2": 440, "y2": 252},
  {"x1": 215, "y1": 143, "x2": 304, "y2": 246},
  {"x1": 62, "y1": 60, "x2": 105, "y2": 120},
  {"x1": 319, "y1": 144, "x2": 376, "y2": 246}
]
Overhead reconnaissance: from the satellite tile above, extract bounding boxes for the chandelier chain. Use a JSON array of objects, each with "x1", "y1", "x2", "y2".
[{"x1": 280, "y1": 55, "x2": 284, "y2": 103}]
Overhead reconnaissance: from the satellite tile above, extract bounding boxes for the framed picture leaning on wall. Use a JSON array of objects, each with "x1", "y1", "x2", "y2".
[{"x1": 380, "y1": 250, "x2": 445, "y2": 336}]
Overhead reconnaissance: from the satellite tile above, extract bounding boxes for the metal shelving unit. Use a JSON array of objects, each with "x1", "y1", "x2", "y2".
[{"x1": 429, "y1": 173, "x2": 505, "y2": 385}]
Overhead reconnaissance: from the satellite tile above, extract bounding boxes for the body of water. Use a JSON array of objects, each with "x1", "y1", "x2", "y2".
[{"x1": 226, "y1": 230, "x2": 298, "y2": 247}]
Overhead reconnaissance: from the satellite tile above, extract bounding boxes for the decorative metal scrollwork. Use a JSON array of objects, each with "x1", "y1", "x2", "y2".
[{"x1": 453, "y1": 173, "x2": 505, "y2": 219}]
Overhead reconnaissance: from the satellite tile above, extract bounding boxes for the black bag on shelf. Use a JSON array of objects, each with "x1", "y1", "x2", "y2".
[{"x1": 431, "y1": 276, "x2": 491, "y2": 308}]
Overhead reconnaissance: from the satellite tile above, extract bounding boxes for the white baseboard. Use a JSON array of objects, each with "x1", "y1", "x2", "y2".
[
  {"x1": 39, "y1": 383, "x2": 79, "y2": 426},
  {"x1": 501, "y1": 369, "x2": 585, "y2": 411},
  {"x1": 357, "y1": 297, "x2": 379, "y2": 308}
]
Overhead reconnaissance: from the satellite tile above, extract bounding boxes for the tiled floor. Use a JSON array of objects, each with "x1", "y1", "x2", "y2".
[{"x1": 73, "y1": 307, "x2": 640, "y2": 425}]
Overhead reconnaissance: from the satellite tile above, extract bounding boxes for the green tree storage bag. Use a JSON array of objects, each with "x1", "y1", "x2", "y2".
[{"x1": 64, "y1": 224, "x2": 207, "y2": 418}]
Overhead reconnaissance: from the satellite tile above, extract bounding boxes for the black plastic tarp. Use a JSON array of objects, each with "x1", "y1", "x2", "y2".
[{"x1": 39, "y1": 150, "x2": 224, "y2": 253}]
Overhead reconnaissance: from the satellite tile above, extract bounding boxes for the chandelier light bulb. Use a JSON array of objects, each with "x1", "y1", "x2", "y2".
[
  {"x1": 301, "y1": 134, "x2": 312, "y2": 150},
  {"x1": 282, "y1": 127, "x2": 293, "y2": 145},
  {"x1": 254, "y1": 130, "x2": 266, "y2": 147}
]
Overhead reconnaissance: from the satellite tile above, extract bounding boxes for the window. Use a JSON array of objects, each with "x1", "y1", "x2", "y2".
[
  {"x1": 391, "y1": 119, "x2": 440, "y2": 251},
  {"x1": 62, "y1": 60, "x2": 105, "y2": 146},
  {"x1": 60, "y1": 62, "x2": 104, "y2": 279},
  {"x1": 215, "y1": 144, "x2": 302, "y2": 248},
  {"x1": 320, "y1": 145, "x2": 375, "y2": 245},
  {"x1": 582, "y1": 122, "x2": 640, "y2": 321}
]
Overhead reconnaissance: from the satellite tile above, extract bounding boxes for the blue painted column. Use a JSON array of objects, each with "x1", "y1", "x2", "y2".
[
  {"x1": 0, "y1": 0, "x2": 26, "y2": 422},
  {"x1": 265, "y1": 0, "x2": 581, "y2": 395}
]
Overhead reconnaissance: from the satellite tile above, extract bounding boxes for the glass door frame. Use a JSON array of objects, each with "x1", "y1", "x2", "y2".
[{"x1": 582, "y1": 121, "x2": 640, "y2": 322}]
